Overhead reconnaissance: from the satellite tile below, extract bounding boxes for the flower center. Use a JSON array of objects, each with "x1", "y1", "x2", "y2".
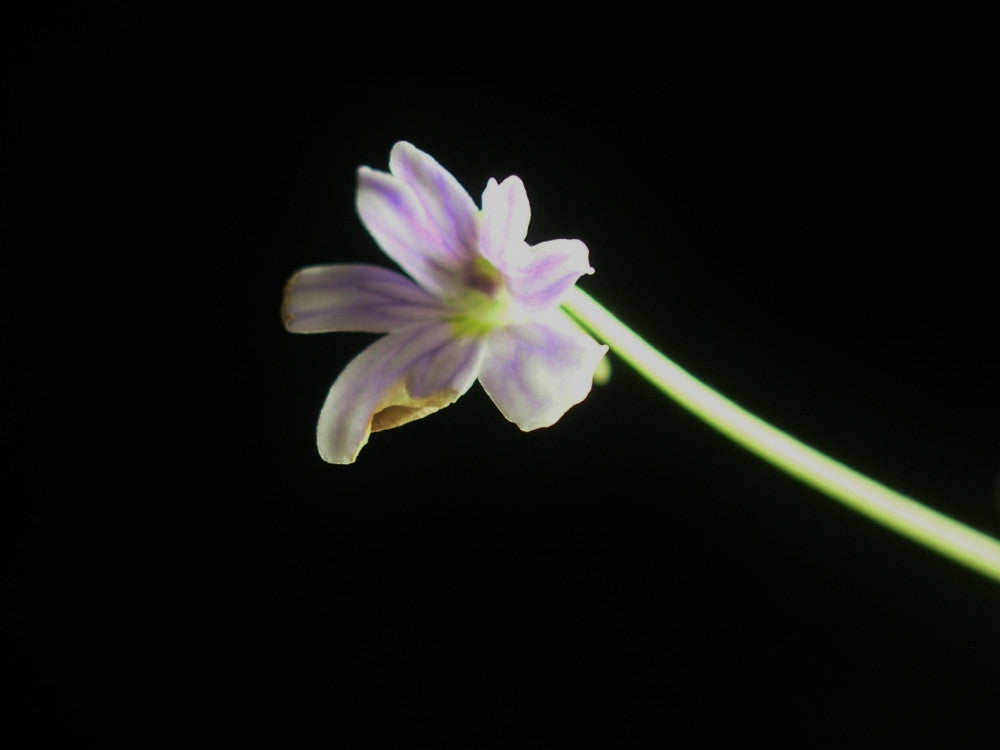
[
  {"x1": 466, "y1": 256, "x2": 504, "y2": 295},
  {"x1": 447, "y1": 257, "x2": 511, "y2": 338}
]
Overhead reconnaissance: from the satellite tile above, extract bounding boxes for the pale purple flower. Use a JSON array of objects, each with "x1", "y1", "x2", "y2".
[{"x1": 282, "y1": 142, "x2": 607, "y2": 464}]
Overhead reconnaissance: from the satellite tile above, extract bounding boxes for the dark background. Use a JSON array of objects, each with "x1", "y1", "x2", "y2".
[{"x1": 5, "y1": 7, "x2": 998, "y2": 746}]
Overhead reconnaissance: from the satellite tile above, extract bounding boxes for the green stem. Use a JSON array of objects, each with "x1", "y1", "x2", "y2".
[{"x1": 562, "y1": 286, "x2": 1000, "y2": 584}]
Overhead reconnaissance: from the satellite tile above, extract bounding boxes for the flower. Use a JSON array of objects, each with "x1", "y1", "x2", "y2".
[{"x1": 282, "y1": 141, "x2": 608, "y2": 464}]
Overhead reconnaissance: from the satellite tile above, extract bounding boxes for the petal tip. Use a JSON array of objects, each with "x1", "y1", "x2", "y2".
[
  {"x1": 390, "y1": 140, "x2": 417, "y2": 157},
  {"x1": 281, "y1": 271, "x2": 301, "y2": 331},
  {"x1": 318, "y1": 448, "x2": 360, "y2": 465}
]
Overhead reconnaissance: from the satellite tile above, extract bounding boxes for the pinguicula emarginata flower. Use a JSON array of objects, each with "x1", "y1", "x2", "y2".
[{"x1": 282, "y1": 141, "x2": 607, "y2": 464}]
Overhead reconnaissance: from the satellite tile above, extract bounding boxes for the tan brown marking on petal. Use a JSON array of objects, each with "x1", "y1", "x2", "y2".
[{"x1": 369, "y1": 379, "x2": 459, "y2": 432}]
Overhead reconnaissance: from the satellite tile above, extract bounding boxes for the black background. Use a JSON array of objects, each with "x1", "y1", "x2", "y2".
[{"x1": 5, "y1": 7, "x2": 998, "y2": 746}]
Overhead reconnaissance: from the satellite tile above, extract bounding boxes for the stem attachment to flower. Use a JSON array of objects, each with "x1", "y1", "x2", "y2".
[{"x1": 561, "y1": 285, "x2": 1000, "y2": 584}]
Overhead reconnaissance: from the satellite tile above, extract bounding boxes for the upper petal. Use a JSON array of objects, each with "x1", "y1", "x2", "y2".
[
  {"x1": 477, "y1": 310, "x2": 608, "y2": 432},
  {"x1": 389, "y1": 142, "x2": 480, "y2": 264},
  {"x1": 478, "y1": 175, "x2": 531, "y2": 269},
  {"x1": 356, "y1": 166, "x2": 465, "y2": 297},
  {"x1": 282, "y1": 264, "x2": 450, "y2": 333},
  {"x1": 316, "y1": 322, "x2": 486, "y2": 464},
  {"x1": 503, "y1": 239, "x2": 594, "y2": 312}
]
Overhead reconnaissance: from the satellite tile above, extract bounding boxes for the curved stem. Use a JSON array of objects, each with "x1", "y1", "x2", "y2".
[{"x1": 562, "y1": 286, "x2": 1000, "y2": 584}]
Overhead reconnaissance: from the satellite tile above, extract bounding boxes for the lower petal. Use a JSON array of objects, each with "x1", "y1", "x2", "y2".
[
  {"x1": 478, "y1": 311, "x2": 608, "y2": 431},
  {"x1": 316, "y1": 323, "x2": 485, "y2": 464}
]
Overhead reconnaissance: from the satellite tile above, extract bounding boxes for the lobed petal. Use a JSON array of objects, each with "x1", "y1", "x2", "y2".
[
  {"x1": 478, "y1": 176, "x2": 531, "y2": 269},
  {"x1": 356, "y1": 166, "x2": 465, "y2": 297},
  {"x1": 503, "y1": 239, "x2": 594, "y2": 312},
  {"x1": 388, "y1": 142, "x2": 480, "y2": 265},
  {"x1": 282, "y1": 264, "x2": 450, "y2": 334},
  {"x1": 316, "y1": 322, "x2": 485, "y2": 464},
  {"x1": 478, "y1": 310, "x2": 608, "y2": 432}
]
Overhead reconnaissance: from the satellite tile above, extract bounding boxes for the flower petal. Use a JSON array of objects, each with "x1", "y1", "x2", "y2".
[
  {"x1": 316, "y1": 323, "x2": 485, "y2": 464},
  {"x1": 389, "y1": 142, "x2": 480, "y2": 264},
  {"x1": 478, "y1": 175, "x2": 531, "y2": 268},
  {"x1": 504, "y1": 239, "x2": 594, "y2": 312},
  {"x1": 282, "y1": 264, "x2": 449, "y2": 334},
  {"x1": 356, "y1": 166, "x2": 465, "y2": 297},
  {"x1": 478, "y1": 310, "x2": 608, "y2": 431}
]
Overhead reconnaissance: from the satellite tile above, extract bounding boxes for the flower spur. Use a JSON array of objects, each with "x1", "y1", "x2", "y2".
[{"x1": 282, "y1": 142, "x2": 607, "y2": 464}]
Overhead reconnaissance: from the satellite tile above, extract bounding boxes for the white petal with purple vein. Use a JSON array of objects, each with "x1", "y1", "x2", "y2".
[
  {"x1": 478, "y1": 309, "x2": 608, "y2": 431},
  {"x1": 503, "y1": 239, "x2": 593, "y2": 312},
  {"x1": 478, "y1": 176, "x2": 531, "y2": 269},
  {"x1": 316, "y1": 322, "x2": 485, "y2": 463},
  {"x1": 283, "y1": 264, "x2": 449, "y2": 334},
  {"x1": 389, "y1": 142, "x2": 480, "y2": 266},
  {"x1": 356, "y1": 167, "x2": 464, "y2": 297}
]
